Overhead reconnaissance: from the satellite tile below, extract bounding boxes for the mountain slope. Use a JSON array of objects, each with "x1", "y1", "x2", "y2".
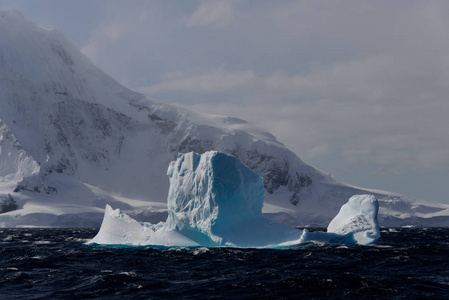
[{"x1": 1, "y1": 10, "x2": 448, "y2": 227}]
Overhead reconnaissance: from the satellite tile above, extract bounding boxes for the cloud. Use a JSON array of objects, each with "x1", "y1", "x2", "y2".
[
  {"x1": 141, "y1": 44, "x2": 449, "y2": 173},
  {"x1": 81, "y1": 22, "x2": 125, "y2": 61},
  {"x1": 186, "y1": 0, "x2": 238, "y2": 28},
  {"x1": 141, "y1": 68, "x2": 257, "y2": 94}
]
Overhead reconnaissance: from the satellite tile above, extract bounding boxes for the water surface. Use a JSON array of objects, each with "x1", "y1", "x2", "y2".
[{"x1": 1, "y1": 227, "x2": 448, "y2": 299}]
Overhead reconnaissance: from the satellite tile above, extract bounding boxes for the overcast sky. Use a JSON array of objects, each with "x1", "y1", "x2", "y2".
[{"x1": 1, "y1": 0, "x2": 448, "y2": 204}]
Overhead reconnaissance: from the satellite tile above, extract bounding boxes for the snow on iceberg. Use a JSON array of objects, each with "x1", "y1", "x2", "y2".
[
  {"x1": 327, "y1": 194, "x2": 380, "y2": 245},
  {"x1": 88, "y1": 151, "x2": 380, "y2": 247}
]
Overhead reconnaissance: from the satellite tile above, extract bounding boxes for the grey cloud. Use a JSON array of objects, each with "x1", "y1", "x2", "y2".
[
  {"x1": 141, "y1": 69, "x2": 258, "y2": 94},
  {"x1": 186, "y1": 0, "x2": 239, "y2": 28}
]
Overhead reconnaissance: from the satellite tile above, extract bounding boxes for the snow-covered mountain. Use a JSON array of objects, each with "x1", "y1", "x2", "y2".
[{"x1": 1, "y1": 10, "x2": 448, "y2": 227}]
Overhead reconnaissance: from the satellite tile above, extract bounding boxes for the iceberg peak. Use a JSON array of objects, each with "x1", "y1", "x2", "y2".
[{"x1": 165, "y1": 151, "x2": 300, "y2": 246}]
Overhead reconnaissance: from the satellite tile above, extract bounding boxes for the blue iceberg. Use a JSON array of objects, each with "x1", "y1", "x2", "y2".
[{"x1": 88, "y1": 151, "x2": 379, "y2": 247}]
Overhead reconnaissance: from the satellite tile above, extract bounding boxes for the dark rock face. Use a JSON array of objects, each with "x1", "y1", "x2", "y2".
[
  {"x1": 242, "y1": 150, "x2": 312, "y2": 205},
  {"x1": 173, "y1": 136, "x2": 214, "y2": 156},
  {"x1": 290, "y1": 172, "x2": 313, "y2": 205},
  {"x1": 1, "y1": 194, "x2": 17, "y2": 213},
  {"x1": 243, "y1": 150, "x2": 290, "y2": 193},
  {"x1": 13, "y1": 184, "x2": 57, "y2": 195},
  {"x1": 44, "y1": 99, "x2": 136, "y2": 174}
]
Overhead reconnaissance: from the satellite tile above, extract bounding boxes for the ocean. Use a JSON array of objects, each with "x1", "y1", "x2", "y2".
[{"x1": 1, "y1": 227, "x2": 448, "y2": 299}]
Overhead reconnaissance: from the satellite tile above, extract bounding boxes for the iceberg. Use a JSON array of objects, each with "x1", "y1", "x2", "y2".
[
  {"x1": 88, "y1": 151, "x2": 380, "y2": 247},
  {"x1": 327, "y1": 194, "x2": 380, "y2": 245}
]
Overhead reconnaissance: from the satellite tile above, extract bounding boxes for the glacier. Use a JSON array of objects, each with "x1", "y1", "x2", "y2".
[
  {"x1": 1, "y1": 9, "x2": 449, "y2": 228},
  {"x1": 88, "y1": 151, "x2": 380, "y2": 247}
]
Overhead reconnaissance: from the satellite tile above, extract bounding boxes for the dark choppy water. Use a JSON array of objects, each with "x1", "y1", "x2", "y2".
[{"x1": 1, "y1": 228, "x2": 448, "y2": 299}]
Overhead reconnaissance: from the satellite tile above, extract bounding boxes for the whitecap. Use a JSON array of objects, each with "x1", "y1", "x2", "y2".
[
  {"x1": 33, "y1": 241, "x2": 51, "y2": 245},
  {"x1": 193, "y1": 247, "x2": 210, "y2": 255}
]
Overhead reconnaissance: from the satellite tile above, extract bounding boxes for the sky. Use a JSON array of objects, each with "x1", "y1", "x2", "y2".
[{"x1": 1, "y1": 0, "x2": 448, "y2": 204}]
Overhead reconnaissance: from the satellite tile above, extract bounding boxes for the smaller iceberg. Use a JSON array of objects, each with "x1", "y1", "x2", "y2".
[
  {"x1": 327, "y1": 194, "x2": 380, "y2": 245},
  {"x1": 88, "y1": 151, "x2": 379, "y2": 248}
]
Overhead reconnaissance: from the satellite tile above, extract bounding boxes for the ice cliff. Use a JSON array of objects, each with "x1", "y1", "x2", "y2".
[
  {"x1": 89, "y1": 151, "x2": 380, "y2": 247},
  {"x1": 1, "y1": 10, "x2": 448, "y2": 227}
]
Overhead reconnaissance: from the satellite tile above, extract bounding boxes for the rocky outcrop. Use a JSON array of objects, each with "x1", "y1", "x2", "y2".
[{"x1": 0, "y1": 194, "x2": 17, "y2": 213}]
